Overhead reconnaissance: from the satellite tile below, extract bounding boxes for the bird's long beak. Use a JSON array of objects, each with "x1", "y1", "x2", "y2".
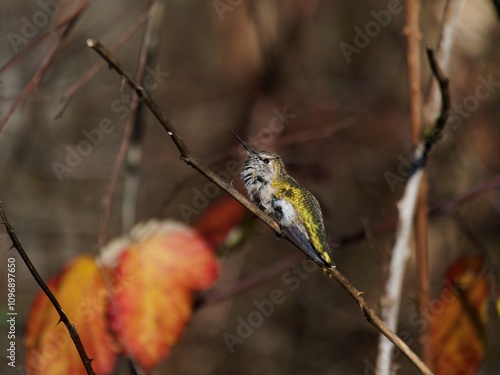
[{"x1": 229, "y1": 129, "x2": 256, "y2": 155}]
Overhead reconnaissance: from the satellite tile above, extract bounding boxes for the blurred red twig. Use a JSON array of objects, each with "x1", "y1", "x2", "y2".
[
  {"x1": 196, "y1": 253, "x2": 305, "y2": 309},
  {"x1": 404, "y1": 0, "x2": 431, "y2": 369},
  {"x1": 0, "y1": 0, "x2": 90, "y2": 134},
  {"x1": 0, "y1": 3, "x2": 87, "y2": 75},
  {"x1": 55, "y1": 10, "x2": 150, "y2": 119}
]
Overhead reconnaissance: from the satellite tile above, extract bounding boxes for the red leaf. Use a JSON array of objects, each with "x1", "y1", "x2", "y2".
[
  {"x1": 102, "y1": 220, "x2": 218, "y2": 370},
  {"x1": 430, "y1": 255, "x2": 488, "y2": 375},
  {"x1": 193, "y1": 196, "x2": 247, "y2": 248}
]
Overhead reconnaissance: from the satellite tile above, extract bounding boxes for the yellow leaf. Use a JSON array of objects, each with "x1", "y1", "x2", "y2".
[{"x1": 25, "y1": 255, "x2": 118, "y2": 375}]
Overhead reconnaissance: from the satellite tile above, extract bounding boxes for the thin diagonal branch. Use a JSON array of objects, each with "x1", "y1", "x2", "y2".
[
  {"x1": 87, "y1": 38, "x2": 432, "y2": 375},
  {"x1": 0, "y1": 3, "x2": 90, "y2": 75},
  {"x1": 55, "y1": 10, "x2": 150, "y2": 119},
  {"x1": 0, "y1": 0, "x2": 90, "y2": 134},
  {"x1": 86, "y1": 38, "x2": 281, "y2": 235},
  {"x1": 0, "y1": 203, "x2": 96, "y2": 375},
  {"x1": 196, "y1": 253, "x2": 305, "y2": 309}
]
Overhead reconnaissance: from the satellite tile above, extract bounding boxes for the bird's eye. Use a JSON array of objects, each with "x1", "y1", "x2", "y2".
[{"x1": 263, "y1": 158, "x2": 270, "y2": 164}]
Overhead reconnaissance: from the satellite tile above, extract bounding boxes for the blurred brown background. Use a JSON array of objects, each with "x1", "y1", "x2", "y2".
[{"x1": 1, "y1": 0, "x2": 499, "y2": 374}]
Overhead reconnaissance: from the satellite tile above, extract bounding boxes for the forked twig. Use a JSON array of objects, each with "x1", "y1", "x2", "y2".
[
  {"x1": 87, "y1": 38, "x2": 432, "y2": 375},
  {"x1": 0, "y1": 203, "x2": 96, "y2": 375}
]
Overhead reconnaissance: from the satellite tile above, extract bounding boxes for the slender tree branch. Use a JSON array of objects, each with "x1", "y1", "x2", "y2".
[
  {"x1": 0, "y1": 2, "x2": 90, "y2": 76},
  {"x1": 403, "y1": 1, "x2": 430, "y2": 368},
  {"x1": 422, "y1": 48, "x2": 450, "y2": 158},
  {"x1": 423, "y1": 0, "x2": 465, "y2": 125},
  {"x1": 419, "y1": 14, "x2": 462, "y2": 340},
  {"x1": 94, "y1": 5, "x2": 166, "y2": 375},
  {"x1": 325, "y1": 265, "x2": 431, "y2": 374},
  {"x1": 376, "y1": 49, "x2": 449, "y2": 375},
  {"x1": 96, "y1": 0, "x2": 163, "y2": 249},
  {"x1": 433, "y1": 175, "x2": 500, "y2": 214},
  {"x1": 55, "y1": 10, "x2": 149, "y2": 119},
  {"x1": 405, "y1": 0, "x2": 423, "y2": 144},
  {"x1": 415, "y1": 176, "x2": 430, "y2": 363},
  {"x1": 87, "y1": 38, "x2": 432, "y2": 375},
  {"x1": 0, "y1": 0, "x2": 90, "y2": 134},
  {"x1": 0, "y1": 203, "x2": 96, "y2": 375},
  {"x1": 376, "y1": 164, "x2": 425, "y2": 375},
  {"x1": 196, "y1": 253, "x2": 305, "y2": 309},
  {"x1": 122, "y1": 0, "x2": 166, "y2": 232},
  {"x1": 86, "y1": 38, "x2": 281, "y2": 235}
]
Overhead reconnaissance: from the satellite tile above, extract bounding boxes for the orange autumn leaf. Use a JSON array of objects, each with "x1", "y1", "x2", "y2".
[
  {"x1": 102, "y1": 220, "x2": 218, "y2": 370},
  {"x1": 430, "y1": 255, "x2": 488, "y2": 375},
  {"x1": 25, "y1": 255, "x2": 118, "y2": 375},
  {"x1": 193, "y1": 195, "x2": 247, "y2": 248}
]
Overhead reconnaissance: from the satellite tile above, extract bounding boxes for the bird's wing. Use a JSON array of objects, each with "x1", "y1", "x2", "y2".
[{"x1": 281, "y1": 225, "x2": 330, "y2": 268}]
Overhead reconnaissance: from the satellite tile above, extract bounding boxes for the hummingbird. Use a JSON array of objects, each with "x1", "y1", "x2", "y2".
[{"x1": 230, "y1": 129, "x2": 336, "y2": 269}]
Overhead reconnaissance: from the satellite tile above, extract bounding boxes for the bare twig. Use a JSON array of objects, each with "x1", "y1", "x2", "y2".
[
  {"x1": 0, "y1": 0, "x2": 90, "y2": 134},
  {"x1": 96, "y1": 0, "x2": 163, "y2": 249},
  {"x1": 376, "y1": 2, "x2": 424, "y2": 370},
  {"x1": 325, "y1": 265, "x2": 431, "y2": 374},
  {"x1": 94, "y1": 6, "x2": 165, "y2": 374},
  {"x1": 433, "y1": 175, "x2": 500, "y2": 214},
  {"x1": 196, "y1": 253, "x2": 305, "y2": 309},
  {"x1": 403, "y1": 2, "x2": 430, "y2": 367},
  {"x1": 87, "y1": 38, "x2": 281, "y2": 235},
  {"x1": 424, "y1": 0, "x2": 465, "y2": 124},
  {"x1": 0, "y1": 203, "x2": 96, "y2": 375},
  {"x1": 376, "y1": 163, "x2": 425, "y2": 375},
  {"x1": 415, "y1": 176, "x2": 431, "y2": 363},
  {"x1": 55, "y1": 10, "x2": 150, "y2": 119},
  {"x1": 0, "y1": 4, "x2": 89, "y2": 76},
  {"x1": 122, "y1": 0, "x2": 166, "y2": 232},
  {"x1": 87, "y1": 38, "x2": 432, "y2": 375},
  {"x1": 376, "y1": 49, "x2": 449, "y2": 375},
  {"x1": 422, "y1": 49, "x2": 450, "y2": 158},
  {"x1": 405, "y1": 0, "x2": 423, "y2": 144}
]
